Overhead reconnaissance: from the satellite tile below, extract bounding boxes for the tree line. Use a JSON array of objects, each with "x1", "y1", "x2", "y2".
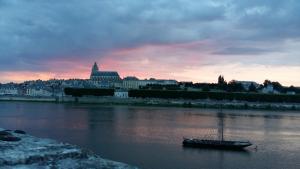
[
  {"x1": 64, "y1": 87, "x2": 300, "y2": 103},
  {"x1": 64, "y1": 88, "x2": 114, "y2": 97},
  {"x1": 129, "y1": 90, "x2": 300, "y2": 103}
]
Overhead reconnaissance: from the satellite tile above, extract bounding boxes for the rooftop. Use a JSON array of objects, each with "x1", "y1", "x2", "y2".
[{"x1": 91, "y1": 71, "x2": 120, "y2": 77}]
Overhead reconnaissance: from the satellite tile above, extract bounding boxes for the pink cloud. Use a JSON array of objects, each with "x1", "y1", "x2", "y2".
[
  {"x1": 1, "y1": 40, "x2": 299, "y2": 86},
  {"x1": 97, "y1": 40, "x2": 215, "y2": 79},
  {"x1": 0, "y1": 58, "x2": 92, "y2": 83}
]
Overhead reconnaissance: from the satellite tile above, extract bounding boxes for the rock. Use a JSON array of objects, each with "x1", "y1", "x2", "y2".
[
  {"x1": 3, "y1": 129, "x2": 12, "y2": 132},
  {"x1": 14, "y1": 130, "x2": 26, "y2": 134},
  {"x1": 0, "y1": 135, "x2": 21, "y2": 142},
  {"x1": 0, "y1": 128, "x2": 138, "y2": 169},
  {"x1": 0, "y1": 131, "x2": 12, "y2": 136},
  {"x1": 0, "y1": 130, "x2": 21, "y2": 142}
]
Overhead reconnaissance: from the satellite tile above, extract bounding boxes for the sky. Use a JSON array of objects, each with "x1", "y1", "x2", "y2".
[{"x1": 0, "y1": 0, "x2": 299, "y2": 86}]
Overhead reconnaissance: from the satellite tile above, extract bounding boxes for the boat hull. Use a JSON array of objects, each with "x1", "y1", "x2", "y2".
[{"x1": 183, "y1": 139, "x2": 252, "y2": 150}]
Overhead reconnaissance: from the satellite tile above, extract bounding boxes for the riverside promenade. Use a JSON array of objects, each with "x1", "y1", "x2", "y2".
[{"x1": 1, "y1": 96, "x2": 300, "y2": 110}]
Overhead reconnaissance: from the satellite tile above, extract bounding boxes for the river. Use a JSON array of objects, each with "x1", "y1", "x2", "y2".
[{"x1": 0, "y1": 101, "x2": 299, "y2": 169}]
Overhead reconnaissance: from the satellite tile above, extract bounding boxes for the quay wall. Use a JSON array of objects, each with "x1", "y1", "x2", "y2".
[
  {"x1": 1, "y1": 96, "x2": 300, "y2": 111},
  {"x1": 0, "y1": 96, "x2": 56, "y2": 102}
]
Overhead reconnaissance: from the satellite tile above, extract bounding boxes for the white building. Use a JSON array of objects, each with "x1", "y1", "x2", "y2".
[
  {"x1": 26, "y1": 88, "x2": 52, "y2": 97},
  {"x1": 122, "y1": 76, "x2": 141, "y2": 89},
  {"x1": 114, "y1": 89, "x2": 129, "y2": 98},
  {"x1": 261, "y1": 85, "x2": 280, "y2": 94},
  {"x1": 286, "y1": 91, "x2": 296, "y2": 95},
  {"x1": 0, "y1": 88, "x2": 18, "y2": 95},
  {"x1": 122, "y1": 77, "x2": 178, "y2": 89}
]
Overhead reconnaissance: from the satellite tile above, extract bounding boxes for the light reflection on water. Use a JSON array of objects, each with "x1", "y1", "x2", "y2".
[{"x1": 0, "y1": 101, "x2": 300, "y2": 169}]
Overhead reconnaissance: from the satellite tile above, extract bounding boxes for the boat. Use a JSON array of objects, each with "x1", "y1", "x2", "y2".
[
  {"x1": 182, "y1": 111, "x2": 252, "y2": 150},
  {"x1": 182, "y1": 138, "x2": 252, "y2": 149}
]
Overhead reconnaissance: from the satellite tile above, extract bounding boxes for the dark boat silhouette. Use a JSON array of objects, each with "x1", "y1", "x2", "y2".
[
  {"x1": 182, "y1": 111, "x2": 252, "y2": 150},
  {"x1": 182, "y1": 138, "x2": 252, "y2": 149}
]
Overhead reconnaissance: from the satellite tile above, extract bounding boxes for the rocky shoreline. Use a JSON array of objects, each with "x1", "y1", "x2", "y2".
[{"x1": 0, "y1": 128, "x2": 138, "y2": 169}]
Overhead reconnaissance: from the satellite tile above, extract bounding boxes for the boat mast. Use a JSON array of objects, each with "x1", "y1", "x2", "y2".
[
  {"x1": 218, "y1": 107, "x2": 224, "y2": 141},
  {"x1": 221, "y1": 114, "x2": 224, "y2": 141}
]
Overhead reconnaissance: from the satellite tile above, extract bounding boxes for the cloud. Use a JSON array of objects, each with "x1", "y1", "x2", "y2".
[
  {"x1": 213, "y1": 47, "x2": 272, "y2": 55},
  {"x1": 0, "y1": 0, "x2": 226, "y2": 71},
  {"x1": 0, "y1": 0, "x2": 299, "y2": 84},
  {"x1": 173, "y1": 63, "x2": 300, "y2": 86},
  {"x1": 227, "y1": 0, "x2": 300, "y2": 41}
]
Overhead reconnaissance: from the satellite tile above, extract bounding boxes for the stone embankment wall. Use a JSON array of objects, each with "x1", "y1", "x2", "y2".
[
  {"x1": 1, "y1": 96, "x2": 300, "y2": 110},
  {"x1": 0, "y1": 96, "x2": 56, "y2": 102}
]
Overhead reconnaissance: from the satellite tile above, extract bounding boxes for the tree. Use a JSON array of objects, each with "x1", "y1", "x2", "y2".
[
  {"x1": 217, "y1": 75, "x2": 227, "y2": 91},
  {"x1": 202, "y1": 85, "x2": 210, "y2": 92},
  {"x1": 248, "y1": 83, "x2": 257, "y2": 92},
  {"x1": 288, "y1": 85, "x2": 296, "y2": 91},
  {"x1": 263, "y1": 80, "x2": 272, "y2": 87},
  {"x1": 218, "y1": 75, "x2": 226, "y2": 85},
  {"x1": 271, "y1": 81, "x2": 284, "y2": 92},
  {"x1": 227, "y1": 80, "x2": 244, "y2": 92}
]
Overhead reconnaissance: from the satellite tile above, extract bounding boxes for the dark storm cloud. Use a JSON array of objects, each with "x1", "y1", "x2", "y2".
[
  {"x1": 0, "y1": 0, "x2": 228, "y2": 71},
  {"x1": 0, "y1": 0, "x2": 299, "y2": 72},
  {"x1": 226, "y1": 0, "x2": 300, "y2": 41}
]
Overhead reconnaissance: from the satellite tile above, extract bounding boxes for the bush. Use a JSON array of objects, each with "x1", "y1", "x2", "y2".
[
  {"x1": 64, "y1": 88, "x2": 114, "y2": 97},
  {"x1": 128, "y1": 90, "x2": 300, "y2": 103}
]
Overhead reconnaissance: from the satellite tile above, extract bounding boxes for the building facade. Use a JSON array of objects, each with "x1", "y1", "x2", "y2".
[
  {"x1": 90, "y1": 62, "x2": 121, "y2": 88},
  {"x1": 0, "y1": 87, "x2": 18, "y2": 95},
  {"x1": 122, "y1": 76, "x2": 178, "y2": 89},
  {"x1": 114, "y1": 89, "x2": 129, "y2": 98},
  {"x1": 26, "y1": 88, "x2": 52, "y2": 97}
]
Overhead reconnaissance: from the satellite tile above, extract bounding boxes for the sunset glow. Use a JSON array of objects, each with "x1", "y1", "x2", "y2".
[{"x1": 0, "y1": 0, "x2": 299, "y2": 86}]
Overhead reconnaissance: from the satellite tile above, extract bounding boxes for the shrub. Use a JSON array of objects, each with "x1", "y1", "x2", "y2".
[
  {"x1": 128, "y1": 90, "x2": 300, "y2": 103},
  {"x1": 64, "y1": 88, "x2": 114, "y2": 97}
]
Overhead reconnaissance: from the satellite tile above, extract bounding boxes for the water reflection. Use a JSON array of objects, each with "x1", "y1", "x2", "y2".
[
  {"x1": 0, "y1": 102, "x2": 299, "y2": 169},
  {"x1": 182, "y1": 146, "x2": 252, "y2": 156}
]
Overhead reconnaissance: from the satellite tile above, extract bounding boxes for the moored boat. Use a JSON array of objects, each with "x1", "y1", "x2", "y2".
[
  {"x1": 182, "y1": 111, "x2": 253, "y2": 150},
  {"x1": 182, "y1": 138, "x2": 252, "y2": 149}
]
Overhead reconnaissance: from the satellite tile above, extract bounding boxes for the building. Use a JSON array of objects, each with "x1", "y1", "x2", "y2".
[
  {"x1": 122, "y1": 76, "x2": 178, "y2": 89},
  {"x1": 234, "y1": 81, "x2": 259, "y2": 91},
  {"x1": 122, "y1": 76, "x2": 140, "y2": 89},
  {"x1": 286, "y1": 91, "x2": 296, "y2": 95},
  {"x1": 0, "y1": 87, "x2": 18, "y2": 96},
  {"x1": 90, "y1": 62, "x2": 121, "y2": 88},
  {"x1": 261, "y1": 84, "x2": 280, "y2": 94},
  {"x1": 114, "y1": 89, "x2": 129, "y2": 98},
  {"x1": 26, "y1": 88, "x2": 52, "y2": 97}
]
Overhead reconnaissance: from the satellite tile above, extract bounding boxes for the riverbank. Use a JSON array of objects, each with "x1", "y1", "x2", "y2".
[
  {"x1": 0, "y1": 128, "x2": 137, "y2": 169},
  {"x1": 1, "y1": 96, "x2": 300, "y2": 111}
]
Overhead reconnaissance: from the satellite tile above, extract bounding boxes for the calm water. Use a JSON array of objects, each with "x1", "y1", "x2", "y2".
[{"x1": 0, "y1": 101, "x2": 300, "y2": 169}]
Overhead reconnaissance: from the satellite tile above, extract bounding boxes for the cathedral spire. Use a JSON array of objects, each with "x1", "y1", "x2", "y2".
[{"x1": 92, "y1": 62, "x2": 99, "y2": 72}]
